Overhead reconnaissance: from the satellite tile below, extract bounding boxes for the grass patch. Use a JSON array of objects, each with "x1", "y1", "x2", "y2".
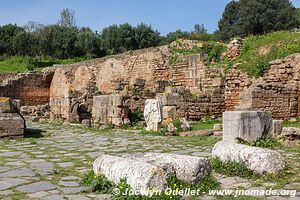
[
  {"x1": 211, "y1": 158, "x2": 293, "y2": 189},
  {"x1": 236, "y1": 136, "x2": 282, "y2": 149},
  {"x1": 190, "y1": 117, "x2": 221, "y2": 131},
  {"x1": 224, "y1": 31, "x2": 300, "y2": 77},
  {"x1": 82, "y1": 170, "x2": 220, "y2": 199},
  {"x1": 0, "y1": 56, "x2": 88, "y2": 73},
  {"x1": 170, "y1": 40, "x2": 227, "y2": 65},
  {"x1": 139, "y1": 130, "x2": 165, "y2": 136}
]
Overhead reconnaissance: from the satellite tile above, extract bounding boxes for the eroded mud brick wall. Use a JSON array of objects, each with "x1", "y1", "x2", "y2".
[
  {"x1": 49, "y1": 46, "x2": 227, "y2": 122},
  {"x1": 0, "y1": 71, "x2": 54, "y2": 106},
  {"x1": 225, "y1": 54, "x2": 300, "y2": 119}
]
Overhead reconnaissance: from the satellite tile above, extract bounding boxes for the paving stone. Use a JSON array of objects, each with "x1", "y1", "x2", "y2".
[
  {"x1": 0, "y1": 151, "x2": 22, "y2": 157},
  {"x1": 0, "y1": 190, "x2": 14, "y2": 196},
  {"x1": 61, "y1": 176, "x2": 80, "y2": 181},
  {"x1": 0, "y1": 168, "x2": 36, "y2": 177},
  {"x1": 64, "y1": 195, "x2": 91, "y2": 200},
  {"x1": 0, "y1": 178, "x2": 30, "y2": 190},
  {"x1": 58, "y1": 181, "x2": 80, "y2": 187},
  {"x1": 27, "y1": 191, "x2": 49, "y2": 198},
  {"x1": 57, "y1": 162, "x2": 73, "y2": 168},
  {"x1": 30, "y1": 162, "x2": 54, "y2": 175},
  {"x1": 16, "y1": 181, "x2": 57, "y2": 193},
  {"x1": 60, "y1": 186, "x2": 90, "y2": 194},
  {"x1": 42, "y1": 194, "x2": 65, "y2": 200}
]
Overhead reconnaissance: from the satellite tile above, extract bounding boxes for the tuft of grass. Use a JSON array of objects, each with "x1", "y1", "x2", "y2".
[
  {"x1": 211, "y1": 157, "x2": 293, "y2": 189},
  {"x1": 211, "y1": 158, "x2": 255, "y2": 178},
  {"x1": 169, "y1": 40, "x2": 227, "y2": 65},
  {"x1": 190, "y1": 117, "x2": 221, "y2": 131},
  {"x1": 236, "y1": 136, "x2": 282, "y2": 149},
  {"x1": 81, "y1": 171, "x2": 113, "y2": 193}
]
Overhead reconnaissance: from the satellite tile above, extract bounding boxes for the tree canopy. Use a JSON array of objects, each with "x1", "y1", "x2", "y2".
[{"x1": 218, "y1": 0, "x2": 299, "y2": 40}]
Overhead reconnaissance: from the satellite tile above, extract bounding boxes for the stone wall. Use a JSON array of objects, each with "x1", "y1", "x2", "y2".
[
  {"x1": 0, "y1": 70, "x2": 54, "y2": 106},
  {"x1": 225, "y1": 54, "x2": 300, "y2": 119},
  {"x1": 49, "y1": 45, "x2": 226, "y2": 122}
]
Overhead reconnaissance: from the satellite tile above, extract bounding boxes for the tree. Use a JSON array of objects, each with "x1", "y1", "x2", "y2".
[
  {"x1": 193, "y1": 24, "x2": 207, "y2": 34},
  {"x1": 58, "y1": 8, "x2": 76, "y2": 27},
  {"x1": 218, "y1": 1, "x2": 240, "y2": 40},
  {"x1": 12, "y1": 31, "x2": 38, "y2": 56},
  {"x1": 76, "y1": 27, "x2": 104, "y2": 58},
  {"x1": 134, "y1": 23, "x2": 161, "y2": 49},
  {"x1": 218, "y1": 0, "x2": 299, "y2": 40},
  {"x1": 0, "y1": 24, "x2": 23, "y2": 55},
  {"x1": 296, "y1": 8, "x2": 300, "y2": 27},
  {"x1": 23, "y1": 21, "x2": 44, "y2": 32},
  {"x1": 162, "y1": 29, "x2": 190, "y2": 44}
]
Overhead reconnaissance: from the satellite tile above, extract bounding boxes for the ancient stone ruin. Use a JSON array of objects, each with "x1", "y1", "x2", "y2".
[{"x1": 0, "y1": 97, "x2": 25, "y2": 138}]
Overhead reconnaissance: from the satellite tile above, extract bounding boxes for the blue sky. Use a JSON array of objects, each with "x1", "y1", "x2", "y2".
[{"x1": 0, "y1": 0, "x2": 299, "y2": 35}]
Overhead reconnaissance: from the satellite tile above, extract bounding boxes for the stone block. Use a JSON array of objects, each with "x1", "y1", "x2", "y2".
[
  {"x1": 271, "y1": 120, "x2": 283, "y2": 136},
  {"x1": 109, "y1": 94, "x2": 123, "y2": 107},
  {"x1": 156, "y1": 93, "x2": 180, "y2": 106},
  {"x1": 93, "y1": 155, "x2": 167, "y2": 195},
  {"x1": 222, "y1": 111, "x2": 272, "y2": 142},
  {"x1": 81, "y1": 119, "x2": 91, "y2": 128},
  {"x1": 0, "y1": 98, "x2": 12, "y2": 113},
  {"x1": 144, "y1": 99, "x2": 162, "y2": 131},
  {"x1": 125, "y1": 153, "x2": 210, "y2": 183},
  {"x1": 0, "y1": 113, "x2": 25, "y2": 138},
  {"x1": 212, "y1": 141, "x2": 285, "y2": 174},
  {"x1": 179, "y1": 130, "x2": 214, "y2": 137},
  {"x1": 162, "y1": 106, "x2": 177, "y2": 119}
]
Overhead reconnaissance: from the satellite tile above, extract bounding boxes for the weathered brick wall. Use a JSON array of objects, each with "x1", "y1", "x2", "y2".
[
  {"x1": 0, "y1": 71, "x2": 54, "y2": 106},
  {"x1": 49, "y1": 45, "x2": 226, "y2": 122},
  {"x1": 225, "y1": 54, "x2": 300, "y2": 119}
]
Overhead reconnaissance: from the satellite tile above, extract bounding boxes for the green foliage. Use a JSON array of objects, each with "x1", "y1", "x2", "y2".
[
  {"x1": 211, "y1": 157, "x2": 293, "y2": 188},
  {"x1": 0, "y1": 56, "x2": 87, "y2": 73},
  {"x1": 211, "y1": 158, "x2": 256, "y2": 178},
  {"x1": 100, "y1": 23, "x2": 161, "y2": 54},
  {"x1": 190, "y1": 117, "x2": 221, "y2": 131},
  {"x1": 225, "y1": 31, "x2": 300, "y2": 77},
  {"x1": 169, "y1": 41, "x2": 227, "y2": 65},
  {"x1": 172, "y1": 118, "x2": 183, "y2": 133},
  {"x1": 237, "y1": 136, "x2": 282, "y2": 149},
  {"x1": 139, "y1": 130, "x2": 164, "y2": 136},
  {"x1": 167, "y1": 175, "x2": 220, "y2": 194},
  {"x1": 218, "y1": 0, "x2": 299, "y2": 40},
  {"x1": 81, "y1": 171, "x2": 113, "y2": 193},
  {"x1": 283, "y1": 117, "x2": 300, "y2": 128},
  {"x1": 128, "y1": 108, "x2": 144, "y2": 125}
]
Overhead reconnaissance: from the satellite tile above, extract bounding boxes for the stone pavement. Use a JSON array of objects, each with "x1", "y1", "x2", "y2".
[{"x1": 0, "y1": 123, "x2": 299, "y2": 200}]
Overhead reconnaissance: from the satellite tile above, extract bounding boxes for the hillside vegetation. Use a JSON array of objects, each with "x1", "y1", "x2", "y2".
[{"x1": 229, "y1": 31, "x2": 300, "y2": 77}]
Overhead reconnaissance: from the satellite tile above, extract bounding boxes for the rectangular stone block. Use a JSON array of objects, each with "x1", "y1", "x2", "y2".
[
  {"x1": 271, "y1": 120, "x2": 283, "y2": 136},
  {"x1": 0, "y1": 113, "x2": 25, "y2": 138},
  {"x1": 0, "y1": 97, "x2": 12, "y2": 113},
  {"x1": 156, "y1": 93, "x2": 180, "y2": 106},
  {"x1": 223, "y1": 111, "x2": 272, "y2": 142}
]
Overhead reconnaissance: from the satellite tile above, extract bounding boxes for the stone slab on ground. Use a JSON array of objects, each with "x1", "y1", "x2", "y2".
[
  {"x1": 125, "y1": 153, "x2": 211, "y2": 183},
  {"x1": 179, "y1": 130, "x2": 214, "y2": 137},
  {"x1": 93, "y1": 154, "x2": 167, "y2": 195},
  {"x1": 212, "y1": 141, "x2": 285, "y2": 174},
  {"x1": 0, "y1": 113, "x2": 25, "y2": 138},
  {"x1": 222, "y1": 111, "x2": 272, "y2": 142},
  {"x1": 16, "y1": 181, "x2": 57, "y2": 193}
]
